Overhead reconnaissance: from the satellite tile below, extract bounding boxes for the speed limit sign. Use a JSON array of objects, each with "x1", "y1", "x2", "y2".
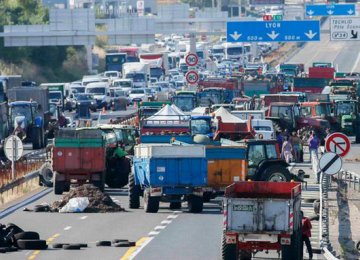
[
  {"x1": 185, "y1": 53, "x2": 198, "y2": 67},
  {"x1": 186, "y1": 71, "x2": 199, "y2": 84}
]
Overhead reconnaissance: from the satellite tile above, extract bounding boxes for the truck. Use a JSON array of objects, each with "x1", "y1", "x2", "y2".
[
  {"x1": 308, "y1": 66, "x2": 335, "y2": 79},
  {"x1": 334, "y1": 100, "x2": 360, "y2": 142},
  {"x1": 7, "y1": 86, "x2": 49, "y2": 149},
  {"x1": 40, "y1": 83, "x2": 66, "y2": 109},
  {"x1": 122, "y1": 62, "x2": 150, "y2": 88},
  {"x1": 266, "y1": 101, "x2": 331, "y2": 138},
  {"x1": 293, "y1": 77, "x2": 331, "y2": 93},
  {"x1": 197, "y1": 87, "x2": 226, "y2": 107},
  {"x1": 198, "y1": 78, "x2": 242, "y2": 103},
  {"x1": 139, "y1": 53, "x2": 169, "y2": 80},
  {"x1": 171, "y1": 91, "x2": 197, "y2": 112},
  {"x1": 105, "y1": 52, "x2": 127, "y2": 72},
  {"x1": 279, "y1": 63, "x2": 304, "y2": 77},
  {"x1": 0, "y1": 75, "x2": 22, "y2": 102},
  {"x1": 130, "y1": 144, "x2": 208, "y2": 213},
  {"x1": 222, "y1": 181, "x2": 302, "y2": 260},
  {"x1": 52, "y1": 126, "x2": 137, "y2": 194},
  {"x1": 241, "y1": 79, "x2": 278, "y2": 97}
]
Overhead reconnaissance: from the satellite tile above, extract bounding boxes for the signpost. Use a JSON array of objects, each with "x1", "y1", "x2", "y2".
[
  {"x1": 4, "y1": 135, "x2": 24, "y2": 180},
  {"x1": 330, "y1": 17, "x2": 360, "y2": 41},
  {"x1": 185, "y1": 71, "x2": 199, "y2": 84},
  {"x1": 319, "y1": 152, "x2": 343, "y2": 175},
  {"x1": 227, "y1": 20, "x2": 320, "y2": 42},
  {"x1": 137, "y1": 0, "x2": 144, "y2": 17},
  {"x1": 185, "y1": 53, "x2": 199, "y2": 67},
  {"x1": 305, "y1": 4, "x2": 355, "y2": 17},
  {"x1": 325, "y1": 132, "x2": 351, "y2": 157}
]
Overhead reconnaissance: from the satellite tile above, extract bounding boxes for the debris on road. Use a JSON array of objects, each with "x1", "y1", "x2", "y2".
[{"x1": 52, "y1": 184, "x2": 125, "y2": 213}]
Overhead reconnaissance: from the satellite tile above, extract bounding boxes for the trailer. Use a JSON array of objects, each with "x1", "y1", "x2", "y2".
[
  {"x1": 130, "y1": 143, "x2": 208, "y2": 213},
  {"x1": 52, "y1": 129, "x2": 106, "y2": 194},
  {"x1": 222, "y1": 181, "x2": 302, "y2": 260}
]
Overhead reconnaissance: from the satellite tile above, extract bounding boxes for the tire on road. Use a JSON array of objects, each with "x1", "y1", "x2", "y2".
[
  {"x1": 129, "y1": 173, "x2": 141, "y2": 209},
  {"x1": 54, "y1": 172, "x2": 64, "y2": 195},
  {"x1": 16, "y1": 239, "x2": 48, "y2": 250},
  {"x1": 144, "y1": 190, "x2": 160, "y2": 213},
  {"x1": 188, "y1": 195, "x2": 203, "y2": 213},
  {"x1": 113, "y1": 241, "x2": 131, "y2": 247},
  {"x1": 63, "y1": 244, "x2": 81, "y2": 250},
  {"x1": 14, "y1": 232, "x2": 40, "y2": 241},
  {"x1": 112, "y1": 239, "x2": 128, "y2": 244},
  {"x1": 260, "y1": 165, "x2": 291, "y2": 182},
  {"x1": 39, "y1": 165, "x2": 53, "y2": 187},
  {"x1": 96, "y1": 241, "x2": 112, "y2": 247},
  {"x1": 221, "y1": 231, "x2": 238, "y2": 260},
  {"x1": 52, "y1": 243, "x2": 69, "y2": 249},
  {"x1": 239, "y1": 250, "x2": 252, "y2": 260}
]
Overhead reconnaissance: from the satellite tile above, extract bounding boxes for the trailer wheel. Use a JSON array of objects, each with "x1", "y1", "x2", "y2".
[
  {"x1": 93, "y1": 173, "x2": 105, "y2": 192},
  {"x1": 144, "y1": 190, "x2": 160, "y2": 213},
  {"x1": 188, "y1": 195, "x2": 203, "y2": 213},
  {"x1": 106, "y1": 158, "x2": 130, "y2": 188},
  {"x1": 129, "y1": 173, "x2": 141, "y2": 209},
  {"x1": 261, "y1": 165, "x2": 291, "y2": 182},
  {"x1": 239, "y1": 250, "x2": 252, "y2": 260},
  {"x1": 203, "y1": 192, "x2": 213, "y2": 203},
  {"x1": 54, "y1": 172, "x2": 64, "y2": 195},
  {"x1": 221, "y1": 231, "x2": 238, "y2": 260},
  {"x1": 32, "y1": 127, "x2": 42, "y2": 150}
]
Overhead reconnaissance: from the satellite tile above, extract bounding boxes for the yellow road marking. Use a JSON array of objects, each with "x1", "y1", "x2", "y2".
[
  {"x1": 120, "y1": 237, "x2": 150, "y2": 260},
  {"x1": 27, "y1": 233, "x2": 60, "y2": 260}
]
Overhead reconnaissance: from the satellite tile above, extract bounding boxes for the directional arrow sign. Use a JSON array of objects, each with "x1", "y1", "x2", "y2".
[
  {"x1": 305, "y1": 4, "x2": 355, "y2": 17},
  {"x1": 331, "y1": 17, "x2": 360, "y2": 41},
  {"x1": 227, "y1": 20, "x2": 320, "y2": 43}
]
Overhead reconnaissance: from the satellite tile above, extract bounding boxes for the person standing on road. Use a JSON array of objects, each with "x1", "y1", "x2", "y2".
[
  {"x1": 308, "y1": 131, "x2": 321, "y2": 183},
  {"x1": 290, "y1": 131, "x2": 301, "y2": 163},
  {"x1": 281, "y1": 136, "x2": 293, "y2": 163},
  {"x1": 301, "y1": 211, "x2": 313, "y2": 260}
]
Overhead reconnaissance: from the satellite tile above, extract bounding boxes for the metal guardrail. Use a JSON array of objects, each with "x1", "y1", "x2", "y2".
[
  {"x1": 0, "y1": 168, "x2": 40, "y2": 194},
  {"x1": 337, "y1": 170, "x2": 360, "y2": 191},
  {"x1": 319, "y1": 172, "x2": 339, "y2": 260}
]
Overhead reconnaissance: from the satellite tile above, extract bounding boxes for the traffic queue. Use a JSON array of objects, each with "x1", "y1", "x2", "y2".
[{"x1": 1, "y1": 35, "x2": 359, "y2": 260}]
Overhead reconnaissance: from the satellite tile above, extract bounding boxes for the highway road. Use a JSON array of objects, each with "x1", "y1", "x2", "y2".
[{"x1": 288, "y1": 18, "x2": 360, "y2": 72}]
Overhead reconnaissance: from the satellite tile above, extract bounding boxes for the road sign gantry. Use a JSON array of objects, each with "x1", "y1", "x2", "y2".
[
  {"x1": 227, "y1": 20, "x2": 320, "y2": 43},
  {"x1": 306, "y1": 4, "x2": 355, "y2": 17}
]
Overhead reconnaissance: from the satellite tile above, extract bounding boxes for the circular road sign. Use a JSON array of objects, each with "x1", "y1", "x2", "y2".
[
  {"x1": 186, "y1": 71, "x2": 199, "y2": 84},
  {"x1": 319, "y1": 152, "x2": 343, "y2": 176},
  {"x1": 4, "y1": 135, "x2": 24, "y2": 162},
  {"x1": 185, "y1": 53, "x2": 198, "y2": 67},
  {"x1": 325, "y1": 132, "x2": 351, "y2": 157}
]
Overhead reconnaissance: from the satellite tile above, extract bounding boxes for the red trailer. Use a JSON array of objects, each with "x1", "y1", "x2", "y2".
[
  {"x1": 52, "y1": 129, "x2": 106, "y2": 194},
  {"x1": 308, "y1": 67, "x2": 335, "y2": 79},
  {"x1": 222, "y1": 181, "x2": 302, "y2": 260}
]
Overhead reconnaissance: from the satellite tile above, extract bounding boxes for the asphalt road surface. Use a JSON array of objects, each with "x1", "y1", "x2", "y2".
[{"x1": 288, "y1": 18, "x2": 360, "y2": 72}]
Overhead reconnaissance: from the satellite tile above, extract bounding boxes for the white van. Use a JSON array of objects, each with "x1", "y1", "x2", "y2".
[
  {"x1": 252, "y1": 119, "x2": 275, "y2": 140},
  {"x1": 85, "y1": 82, "x2": 109, "y2": 108}
]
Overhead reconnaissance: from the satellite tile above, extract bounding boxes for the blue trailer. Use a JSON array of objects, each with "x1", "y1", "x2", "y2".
[{"x1": 129, "y1": 144, "x2": 208, "y2": 213}]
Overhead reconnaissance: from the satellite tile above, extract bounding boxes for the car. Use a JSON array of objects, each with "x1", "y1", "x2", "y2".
[
  {"x1": 74, "y1": 93, "x2": 97, "y2": 112},
  {"x1": 129, "y1": 88, "x2": 149, "y2": 103},
  {"x1": 112, "y1": 79, "x2": 133, "y2": 94}
]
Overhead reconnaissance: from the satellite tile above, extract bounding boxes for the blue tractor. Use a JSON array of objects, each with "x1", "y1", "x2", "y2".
[{"x1": 8, "y1": 101, "x2": 46, "y2": 149}]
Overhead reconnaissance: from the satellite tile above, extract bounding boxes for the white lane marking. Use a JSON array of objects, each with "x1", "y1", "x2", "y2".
[
  {"x1": 154, "y1": 225, "x2": 167, "y2": 231},
  {"x1": 129, "y1": 237, "x2": 154, "y2": 260},
  {"x1": 167, "y1": 215, "x2": 178, "y2": 219},
  {"x1": 172, "y1": 211, "x2": 181, "y2": 214},
  {"x1": 79, "y1": 216, "x2": 88, "y2": 220},
  {"x1": 161, "y1": 220, "x2": 172, "y2": 225},
  {"x1": 148, "y1": 231, "x2": 160, "y2": 236},
  {"x1": 352, "y1": 53, "x2": 360, "y2": 73},
  {"x1": 64, "y1": 226, "x2": 72, "y2": 231}
]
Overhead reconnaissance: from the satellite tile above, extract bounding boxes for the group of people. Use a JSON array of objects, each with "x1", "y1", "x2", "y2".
[{"x1": 277, "y1": 129, "x2": 325, "y2": 162}]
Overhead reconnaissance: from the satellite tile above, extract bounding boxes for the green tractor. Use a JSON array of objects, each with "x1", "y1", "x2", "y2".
[{"x1": 334, "y1": 100, "x2": 360, "y2": 143}]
